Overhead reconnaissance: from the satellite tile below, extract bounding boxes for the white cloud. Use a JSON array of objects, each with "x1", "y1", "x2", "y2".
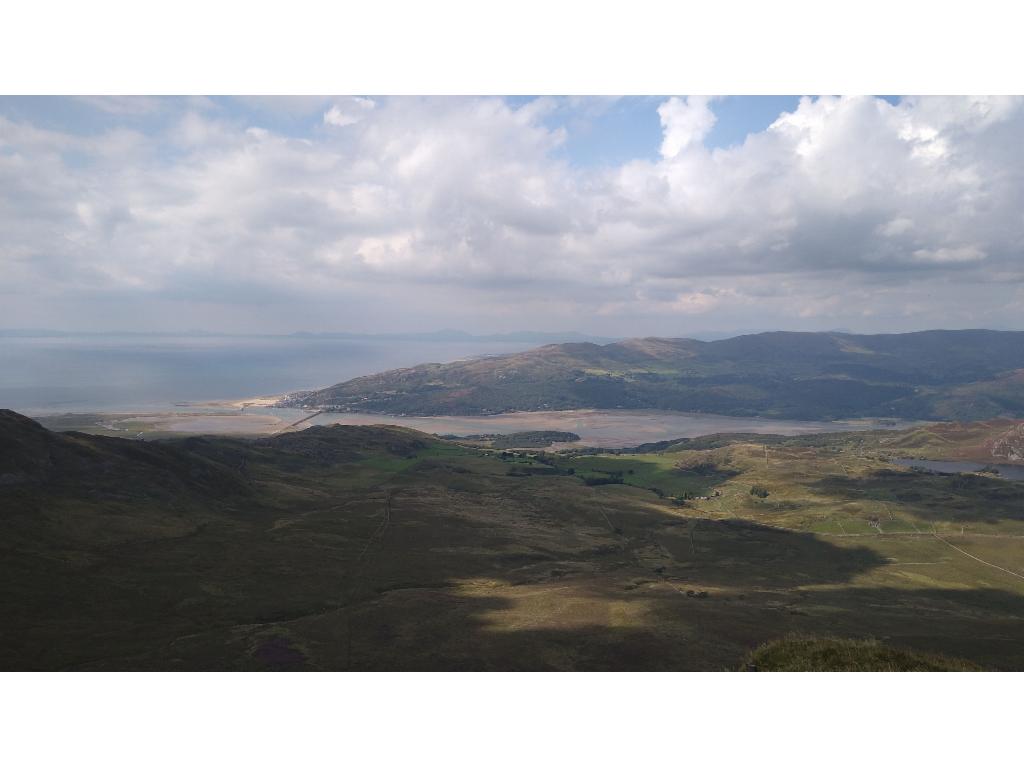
[
  {"x1": 657, "y1": 96, "x2": 716, "y2": 158},
  {"x1": 323, "y1": 97, "x2": 376, "y2": 127},
  {"x1": 879, "y1": 217, "x2": 914, "y2": 237},
  {"x1": 2, "y1": 95, "x2": 1024, "y2": 334},
  {"x1": 912, "y1": 246, "x2": 987, "y2": 263},
  {"x1": 668, "y1": 290, "x2": 725, "y2": 315}
]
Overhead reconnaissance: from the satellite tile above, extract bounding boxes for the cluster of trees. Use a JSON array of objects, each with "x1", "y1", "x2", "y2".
[{"x1": 583, "y1": 473, "x2": 625, "y2": 486}]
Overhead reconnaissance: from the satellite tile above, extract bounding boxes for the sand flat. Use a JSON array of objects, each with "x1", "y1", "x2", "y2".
[
  {"x1": 38, "y1": 406, "x2": 915, "y2": 447},
  {"x1": 296, "y1": 408, "x2": 913, "y2": 448},
  {"x1": 156, "y1": 412, "x2": 287, "y2": 434}
]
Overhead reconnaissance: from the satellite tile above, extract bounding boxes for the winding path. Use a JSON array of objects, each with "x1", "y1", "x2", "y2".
[{"x1": 932, "y1": 534, "x2": 1024, "y2": 582}]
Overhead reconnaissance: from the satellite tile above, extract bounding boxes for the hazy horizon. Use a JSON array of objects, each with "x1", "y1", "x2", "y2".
[{"x1": 3, "y1": 324, "x2": 1024, "y2": 341}]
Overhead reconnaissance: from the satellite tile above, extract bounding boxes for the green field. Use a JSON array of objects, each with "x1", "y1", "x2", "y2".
[{"x1": 552, "y1": 453, "x2": 731, "y2": 498}]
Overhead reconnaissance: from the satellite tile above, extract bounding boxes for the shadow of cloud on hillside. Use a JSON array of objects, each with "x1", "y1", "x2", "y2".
[
  {"x1": 25, "y1": 497, "x2": 1024, "y2": 671},
  {"x1": 9, "y1": 417, "x2": 1020, "y2": 672},
  {"x1": 270, "y1": 579, "x2": 1024, "y2": 672},
  {"x1": 278, "y1": 492, "x2": 1024, "y2": 670},
  {"x1": 644, "y1": 517, "x2": 887, "y2": 588},
  {"x1": 9, "y1": 500, "x2": 891, "y2": 671},
  {"x1": 807, "y1": 468, "x2": 1024, "y2": 523},
  {"x1": 253, "y1": 513, "x2": 894, "y2": 671}
]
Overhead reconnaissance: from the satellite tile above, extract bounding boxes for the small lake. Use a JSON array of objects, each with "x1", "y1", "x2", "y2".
[{"x1": 891, "y1": 458, "x2": 1024, "y2": 481}]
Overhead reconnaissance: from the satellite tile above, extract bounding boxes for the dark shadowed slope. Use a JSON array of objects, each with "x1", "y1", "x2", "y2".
[{"x1": 286, "y1": 330, "x2": 1024, "y2": 421}]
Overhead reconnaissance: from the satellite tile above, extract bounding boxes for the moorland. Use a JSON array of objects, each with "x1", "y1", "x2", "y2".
[{"x1": 3, "y1": 408, "x2": 1023, "y2": 671}]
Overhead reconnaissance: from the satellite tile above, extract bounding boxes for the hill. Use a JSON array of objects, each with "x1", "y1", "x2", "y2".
[
  {"x1": 284, "y1": 329, "x2": 1024, "y2": 421},
  {"x1": 4, "y1": 409, "x2": 1024, "y2": 670}
]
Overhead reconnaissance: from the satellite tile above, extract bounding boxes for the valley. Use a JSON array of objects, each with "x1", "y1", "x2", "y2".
[{"x1": 4, "y1": 408, "x2": 1023, "y2": 671}]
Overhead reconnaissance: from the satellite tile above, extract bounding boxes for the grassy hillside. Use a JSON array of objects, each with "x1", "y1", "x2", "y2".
[
  {"x1": 285, "y1": 330, "x2": 1024, "y2": 420},
  {"x1": 743, "y1": 635, "x2": 981, "y2": 671},
  {"x1": 4, "y1": 409, "x2": 1024, "y2": 670}
]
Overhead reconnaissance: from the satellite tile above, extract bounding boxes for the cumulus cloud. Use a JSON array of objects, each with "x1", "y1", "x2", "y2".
[
  {"x1": 1, "y1": 95, "x2": 1023, "y2": 334},
  {"x1": 657, "y1": 95, "x2": 716, "y2": 158},
  {"x1": 323, "y1": 97, "x2": 376, "y2": 127}
]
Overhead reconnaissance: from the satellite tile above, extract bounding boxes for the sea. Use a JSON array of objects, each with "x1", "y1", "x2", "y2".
[{"x1": 0, "y1": 334, "x2": 539, "y2": 414}]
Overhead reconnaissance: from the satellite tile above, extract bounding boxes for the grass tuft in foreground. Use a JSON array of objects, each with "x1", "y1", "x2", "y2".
[{"x1": 743, "y1": 635, "x2": 982, "y2": 671}]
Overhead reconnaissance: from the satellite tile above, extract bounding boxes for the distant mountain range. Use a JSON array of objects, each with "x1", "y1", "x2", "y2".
[
  {"x1": 284, "y1": 329, "x2": 618, "y2": 344},
  {"x1": 286, "y1": 330, "x2": 1024, "y2": 421}
]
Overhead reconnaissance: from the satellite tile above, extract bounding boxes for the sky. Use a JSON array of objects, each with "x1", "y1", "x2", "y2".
[{"x1": 1, "y1": 94, "x2": 1022, "y2": 337}]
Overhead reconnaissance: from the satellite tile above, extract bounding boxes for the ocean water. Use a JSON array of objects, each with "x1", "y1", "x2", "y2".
[{"x1": 0, "y1": 335, "x2": 537, "y2": 414}]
